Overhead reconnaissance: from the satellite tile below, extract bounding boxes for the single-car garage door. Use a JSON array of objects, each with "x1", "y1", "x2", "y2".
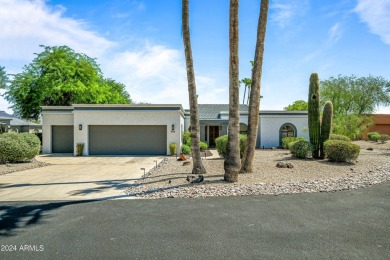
[
  {"x1": 52, "y1": 125, "x2": 74, "y2": 153},
  {"x1": 89, "y1": 125, "x2": 167, "y2": 155}
]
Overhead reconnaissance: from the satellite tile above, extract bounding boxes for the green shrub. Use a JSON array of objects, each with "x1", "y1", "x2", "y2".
[
  {"x1": 169, "y1": 143, "x2": 177, "y2": 155},
  {"x1": 20, "y1": 133, "x2": 41, "y2": 159},
  {"x1": 290, "y1": 140, "x2": 313, "y2": 159},
  {"x1": 215, "y1": 134, "x2": 247, "y2": 158},
  {"x1": 329, "y1": 134, "x2": 351, "y2": 142},
  {"x1": 324, "y1": 140, "x2": 360, "y2": 162},
  {"x1": 0, "y1": 132, "x2": 38, "y2": 163},
  {"x1": 367, "y1": 132, "x2": 379, "y2": 140},
  {"x1": 367, "y1": 132, "x2": 381, "y2": 142},
  {"x1": 200, "y1": 141, "x2": 208, "y2": 151},
  {"x1": 181, "y1": 144, "x2": 191, "y2": 155},
  {"x1": 379, "y1": 134, "x2": 390, "y2": 144},
  {"x1": 182, "y1": 131, "x2": 191, "y2": 146},
  {"x1": 76, "y1": 143, "x2": 85, "y2": 156},
  {"x1": 288, "y1": 141, "x2": 298, "y2": 151},
  {"x1": 281, "y1": 136, "x2": 306, "y2": 149},
  {"x1": 185, "y1": 137, "x2": 208, "y2": 151}
]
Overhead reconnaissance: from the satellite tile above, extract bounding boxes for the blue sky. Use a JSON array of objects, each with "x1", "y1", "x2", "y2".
[{"x1": 1, "y1": 0, "x2": 389, "y2": 114}]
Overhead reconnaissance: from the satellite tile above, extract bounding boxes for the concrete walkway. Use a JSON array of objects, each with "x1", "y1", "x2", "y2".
[{"x1": 0, "y1": 155, "x2": 163, "y2": 201}]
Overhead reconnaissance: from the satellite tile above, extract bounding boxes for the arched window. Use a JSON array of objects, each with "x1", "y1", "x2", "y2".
[
  {"x1": 240, "y1": 123, "x2": 248, "y2": 135},
  {"x1": 279, "y1": 123, "x2": 297, "y2": 145}
]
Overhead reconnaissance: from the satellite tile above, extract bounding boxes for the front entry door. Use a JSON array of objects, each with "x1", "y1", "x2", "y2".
[{"x1": 209, "y1": 126, "x2": 220, "y2": 147}]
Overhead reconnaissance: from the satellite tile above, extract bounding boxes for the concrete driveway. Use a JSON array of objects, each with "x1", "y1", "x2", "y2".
[{"x1": 0, "y1": 155, "x2": 163, "y2": 201}]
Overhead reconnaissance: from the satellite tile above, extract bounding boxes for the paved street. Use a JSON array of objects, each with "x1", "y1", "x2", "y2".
[
  {"x1": 1, "y1": 182, "x2": 389, "y2": 259},
  {"x1": 0, "y1": 155, "x2": 162, "y2": 201}
]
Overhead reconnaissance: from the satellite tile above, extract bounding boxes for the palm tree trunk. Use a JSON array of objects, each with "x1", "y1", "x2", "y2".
[
  {"x1": 224, "y1": 0, "x2": 240, "y2": 182},
  {"x1": 182, "y1": 0, "x2": 206, "y2": 174},
  {"x1": 241, "y1": 0, "x2": 269, "y2": 173}
]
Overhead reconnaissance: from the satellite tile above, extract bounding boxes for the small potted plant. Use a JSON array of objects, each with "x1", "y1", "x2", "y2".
[{"x1": 76, "y1": 143, "x2": 84, "y2": 156}]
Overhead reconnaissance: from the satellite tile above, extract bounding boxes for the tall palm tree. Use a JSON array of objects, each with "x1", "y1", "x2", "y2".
[
  {"x1": 182, "y1": 0, "x2": 206, "y2": 174},
  {"x1": 224, "y1": 0, "x2": 241, "y2": 182},
  {"x1": 240, "y1": 78, "x2": 251, "y2": 104},
  {"x1": 241, "y1": 0, "x2": 269, "y2": 173}
]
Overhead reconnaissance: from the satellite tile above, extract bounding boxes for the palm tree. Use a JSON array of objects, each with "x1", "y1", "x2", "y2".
[
  {"x1": 240, "y1": 0, "x2": 269, "y2": 173},
  {"x1": 182, "y1": 0, "x2": 206, "y2": 174},
  {"x1": 240, "y1": 78, "x2": 251, "y2": 104},
  {"x1": 224, "y1": 0, "x2": 241, "y2": 182}
]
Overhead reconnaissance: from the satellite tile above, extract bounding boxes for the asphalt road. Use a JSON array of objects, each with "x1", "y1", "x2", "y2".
[{"x1": 1, "y1": 183, "x2": 389, "y2": 259}]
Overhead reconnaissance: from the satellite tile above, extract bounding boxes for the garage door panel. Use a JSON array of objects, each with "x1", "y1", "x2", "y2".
[
  {"x1": 89, "y1": 125, "x2": 166, "y2": 155},
  {"x1": 52, "y1": 126, "x2": 74, "y2": 153}
]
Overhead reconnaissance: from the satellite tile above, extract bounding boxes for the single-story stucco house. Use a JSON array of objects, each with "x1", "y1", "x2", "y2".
[
  {"x1": 0, "y1": 111, "x2": 42, "y2": 133},
  {"x1": 41, "y1": 104, "x2": 309, "y2": 156}
]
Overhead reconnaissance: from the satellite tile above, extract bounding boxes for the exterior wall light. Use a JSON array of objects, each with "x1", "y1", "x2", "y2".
[
  {"x1": 171, "y1": 124, "x2": 175, "y2": 131},
  {"x1": 79, "y1": 124, "x2": 82, "y2": 130}
]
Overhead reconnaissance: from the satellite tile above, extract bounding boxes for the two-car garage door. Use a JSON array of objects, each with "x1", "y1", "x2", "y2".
[{"x1": 89, "y1": 125, "x2": 167, "y2": 155}]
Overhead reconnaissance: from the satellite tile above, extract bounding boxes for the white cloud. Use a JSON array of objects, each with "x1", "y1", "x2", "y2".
[
  {"x1": 0, "y1": 0, "x2": 114, "y2": 63},
  {"x1": 0, "y1": 0, "x2": 222, "y2": 112},
  {"x1": 270, "y1": 0, "x2": 309, "y2": 28},
  {"x1": 328, "y1": 23, "x2": 342, "y2": 44},
  {"x1": 355, "y1": 0, "x2": 390, "y2": 44}
]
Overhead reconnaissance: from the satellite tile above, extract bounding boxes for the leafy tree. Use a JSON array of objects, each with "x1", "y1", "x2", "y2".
[
  {"x1": 0, "y1": 66, "x2": 8, "y2": 89},
  {"x1": 240, "y1": 0, "x2": 269, "y2": 173},
  {"x1": 284, "y1": 100, "x2": 308, "y2": 111},
  {"x1": 240, "y1": 77, "x2": 251, "y2": 104},
  {"x1": 3, "y1": 45, "x2": 131, "y2": 119},
  {"x1": 224, "y1": 0, "x2": 241, "y2": 182},
  {"x1": 321, "y1": 75, "x2": 390, "y2": 139},
  {"x1": 182, "y1": 0, "x2": 206, "y2": 174}
]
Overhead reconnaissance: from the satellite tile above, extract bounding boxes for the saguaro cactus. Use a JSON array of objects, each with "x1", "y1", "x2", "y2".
[
  {"x1": 320, "y1": 101, "x2": 333, "y2": 158},
  {"x1": 308, "y1": 73, "x2": 321, "y2": 158}
]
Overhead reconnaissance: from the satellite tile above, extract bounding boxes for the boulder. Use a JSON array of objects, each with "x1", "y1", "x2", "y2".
[{"x1": 276, "y1": 162, "x2": 294, "y2": 168}]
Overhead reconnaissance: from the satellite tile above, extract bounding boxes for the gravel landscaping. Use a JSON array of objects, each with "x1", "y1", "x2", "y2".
[
  {"x1": 126, "y1": 140, "x2": 390, "y2": 199},
  {"x1": 0, "y1": 159, "x2": 50, "y2": 175}
]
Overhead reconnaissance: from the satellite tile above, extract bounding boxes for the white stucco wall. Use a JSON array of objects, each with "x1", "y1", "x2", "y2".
[
  {"x1": 41, "y1": 111, "x2": 74, "y2": 154},
  {"x1": 73, "y1": 109, "x2": 182, "y2": 155},
  {"x1": 259, "y1": 115, "x2": 309, "y2": 148}
]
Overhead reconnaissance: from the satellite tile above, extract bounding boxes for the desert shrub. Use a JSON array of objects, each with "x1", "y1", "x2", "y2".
[
  {"x1": 215, "y1": 134, "x2": 247, "y2": 158},
  {"x1": 169, "y1": 143, "x2": 177, "y2": 155},
  {"x1": 379, "y1": 134, "x2": 390, "y2": 144},
  {"x1": 329, "y1": 134, "x2": 351, "y2": 142},
  {"x1": 288, "y1": 141, "x2": 298, "y2": 151},
  {"x1": 182, "y1": 131, "x2": 191, "y2": 145},
  {"x1": 200, "y1": 141, "x2": 208, "y2": 151},
  {"x1": 367, "y1": 132, "x2": 381, "y2": 142},
  {"x1": 324, "y1": 140, "x2": 360, "y2": 162},
  {"x1": 290, "y1": 140, "x2": 312, "y2": 159},
  {"x1": 76, "y1": 143, "x2": 85, "y2": 156},
  {"x1": 281, "y1": 136, "x2": 306, "y2": 149},
  {"x1": 19, "y1": 133, "x2": 41, "y2": 159},
  {"x1": 0, "y1": 132, "x2": 35, "y2": 163},
  {"x1": 181, "y1": 144, "x2": 191, "y2": 155}
]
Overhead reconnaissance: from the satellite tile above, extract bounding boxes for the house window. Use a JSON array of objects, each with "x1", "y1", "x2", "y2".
[
  {"x1": 279, "y1": 123, "x2": 297, "y2": 146},
  {"x1": 240, "y1": 123, "x2": 248, "y2": 135}
]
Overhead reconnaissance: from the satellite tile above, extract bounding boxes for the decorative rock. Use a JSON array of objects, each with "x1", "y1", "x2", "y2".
[
  {"x1": 276, "y1": 162, "x2": 294, "y2": 168},
  {"x1": 182, "y1": 161, "x2": 191, "y2": 166},
  {"x1": 192, "y1": 175, "x2": 204, "y2": 183},
  {"x1": 186, "y1": 175, "x2": 196, "y2": 182},
  {"x1": 366, "y1": 148, "x2": 373, "y2": 151}
]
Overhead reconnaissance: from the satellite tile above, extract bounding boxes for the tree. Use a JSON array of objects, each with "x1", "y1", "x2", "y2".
[
  {"x1": 182, "y1": 0, "x2": 206, "y2": 175},
  {"x1": 0, "y1": 66, "x2": 8, "y2": 89},
  {"x1": 240, "y1": 0, "x2": 269, "y2": 173},
  {"x1": 224, "y1": 0, "x2": 241, "y2": 182},
  {"x1": 3, "y1": 45, "x2": 131, "y2": 119},
  {"x1": 284, "y1": 100, "x2": 308, "y2": 111},
  {"x1": 240, "y1": 78, "x2": 251, "y2": 104},
  {"x1": 321, "y1": 75, "x2": 390, "y2": 139}
]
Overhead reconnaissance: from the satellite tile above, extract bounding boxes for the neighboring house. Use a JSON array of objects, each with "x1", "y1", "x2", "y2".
[
  {"x1": 0, "y1": 111, "x2": 42, "y2": 133},
  {"x1": 41, "y1": 104, "x2": 309, "y2": 156},
  {"x1": 361, "y1": 114, "x2": 390, "y2": 139}
]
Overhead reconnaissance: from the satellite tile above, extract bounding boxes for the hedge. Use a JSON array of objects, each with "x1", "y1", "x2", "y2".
[
  {"x1": 290, "y1": 140, "x2": 312, "y2": 159},
  {"x1": 0, "y1": 132, "x2": 40, "y2": 163},
  {"x1": 329, "y1": 134, "x2": 351, "y2": 142},
  {"x1": 281, "y1": 136, "x2": 306, "y2": 149},
  {"x1": 324, "y1": 140, "x2": 360, "y2": 162},
  {"x1": 215, "y1": 134, "x2": 247, "y2": 158}
]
